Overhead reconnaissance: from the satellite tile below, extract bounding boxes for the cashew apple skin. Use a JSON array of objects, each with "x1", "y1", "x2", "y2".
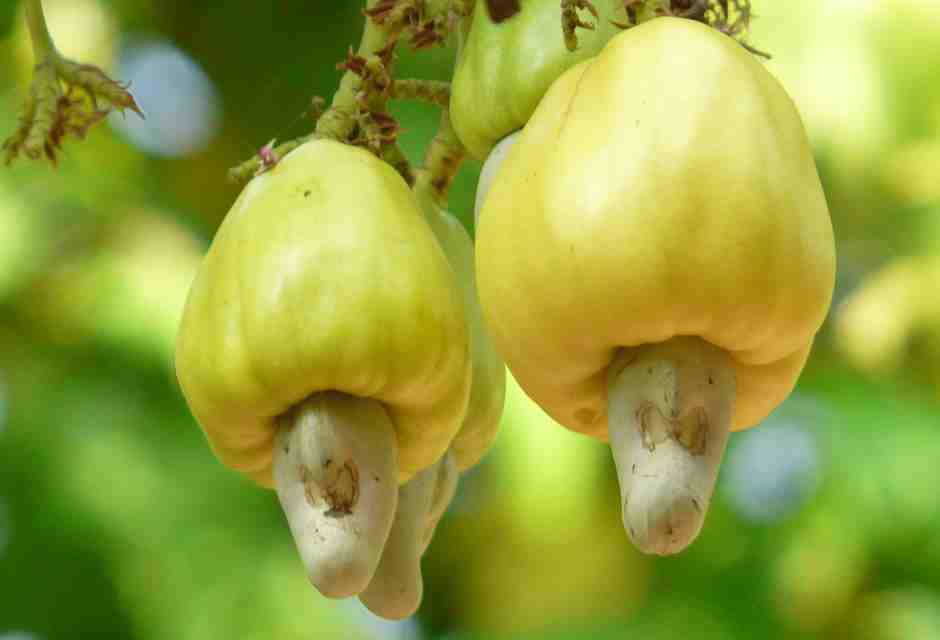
[{"x1": 417, "y1": 189, "x2": 506, "y2": 472}]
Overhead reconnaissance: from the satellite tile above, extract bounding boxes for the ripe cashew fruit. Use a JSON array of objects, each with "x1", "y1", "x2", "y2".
[
  {"x1": 476, "y1": 18, "x2": 836, "y2": 554},
  {"x1": 175, "y1": 139, "x2": 471, "y2": 595}
]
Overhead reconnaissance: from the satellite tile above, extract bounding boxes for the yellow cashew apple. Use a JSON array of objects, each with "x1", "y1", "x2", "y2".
[{"x1": 476, "y1": 17, "x2": 836, "y2": 555}]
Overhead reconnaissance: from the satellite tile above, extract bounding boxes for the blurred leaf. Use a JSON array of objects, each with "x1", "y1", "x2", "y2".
[
  {"x1": 0, "y1": 2, "x2": 14, "y2": 40},
  {"x1": 848, "y1": 588, "x2": 940, "y2": 640}
]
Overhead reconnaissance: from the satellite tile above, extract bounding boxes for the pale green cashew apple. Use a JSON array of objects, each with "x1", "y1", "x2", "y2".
[
  {"x1": 451, "y1": 0, "x2": 626, "y2": 162},
  {"x1": 422, "y1": 450, "x2": 460, "y2": 553},
  {"x1": 358, "y1": 185, "x2": 506, "y2": 620},
  {"x1": 476, "y1": 18, "x2": 836, "y2": 555},
  {"x1": 418, "y1": 188, "x2": 507, "y2": 473},
  {"x1": 175, "y1": 139, "x2": 471, "y2": 598}
]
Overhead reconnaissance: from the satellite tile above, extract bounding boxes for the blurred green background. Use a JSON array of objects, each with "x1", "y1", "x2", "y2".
[{"x1": 2, "y1": 1, "x2": 940, "y2": 638}]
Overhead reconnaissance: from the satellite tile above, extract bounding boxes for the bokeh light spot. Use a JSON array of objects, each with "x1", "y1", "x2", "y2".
[
  {"x1": 109, "y1": 39, "x2": 220, "y2": 157},
  {"x1": 723, "y1": 399, "x2": 823, "y2": 523}
]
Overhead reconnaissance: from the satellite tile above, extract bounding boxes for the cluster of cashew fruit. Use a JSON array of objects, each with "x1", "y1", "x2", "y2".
[
  {"x1": 176, "y1": 138, "x2": 505, "y2": 618},
  {"x1": 175, "y1": 0, "x2": 836, "y2": 620}
]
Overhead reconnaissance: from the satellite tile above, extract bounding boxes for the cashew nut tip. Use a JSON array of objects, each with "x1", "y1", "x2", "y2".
[
  {"x1": 359, "y1": 458, "x2": 439, "y2": 619},
  {"x1": 607, "y1": 337, "x2": 735, "y2": 556},
  {"x1": 273, "y1": 392, "x2": 399, "y2": 598}
]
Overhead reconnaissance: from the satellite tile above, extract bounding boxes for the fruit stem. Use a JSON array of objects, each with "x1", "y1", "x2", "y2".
[
  {"x1": 25, "y1": 0, "x2": 57, "y2": 62},
  {"x1": 607, "y1": 336, "x2": 736, "y2": 555},
  {"x1": 228, "y1": 135, "x2": 312, "y2": 183},
  {"x1": 413, "y1": 108, "x2": 465, "y2": 207},
  {"x1": 315, "y1": 0, "x2": 401, "y2": 143},
  {"x1": 273, "y1": 392, "x2": 399, "y2": 598},
  {"x1": 5, "y1": 0, "x2": 141, "y2": 164},
  {"x1": 382, "y1": 142, "x2": 416, "y2": 187},
  {"x1": 561, "y1": 0, "x2": 598, "y2": 52},
  {"x1": 391, "y1": 79, "x2": 451, "y2": 107}
]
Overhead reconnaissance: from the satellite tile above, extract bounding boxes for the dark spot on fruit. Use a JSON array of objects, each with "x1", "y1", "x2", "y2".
[
  {"x1": 708, "y1": 376, "x2": 714, "y2": 385},
  {"x1": 304, "y1": 190, "x2": 311, "y2": 197},
  {"x1": 485, "y1": 0, "x2": 521, "y2": 22},
  {"x1": 300, "y1": 466, "x2": 321, "y2": 507},
  {"x1": 324, "y1": 459, "x2": 360, "y2": 517},
  {"x1": 574, "y1": 407, "x2": 598, "y2": 426}
]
